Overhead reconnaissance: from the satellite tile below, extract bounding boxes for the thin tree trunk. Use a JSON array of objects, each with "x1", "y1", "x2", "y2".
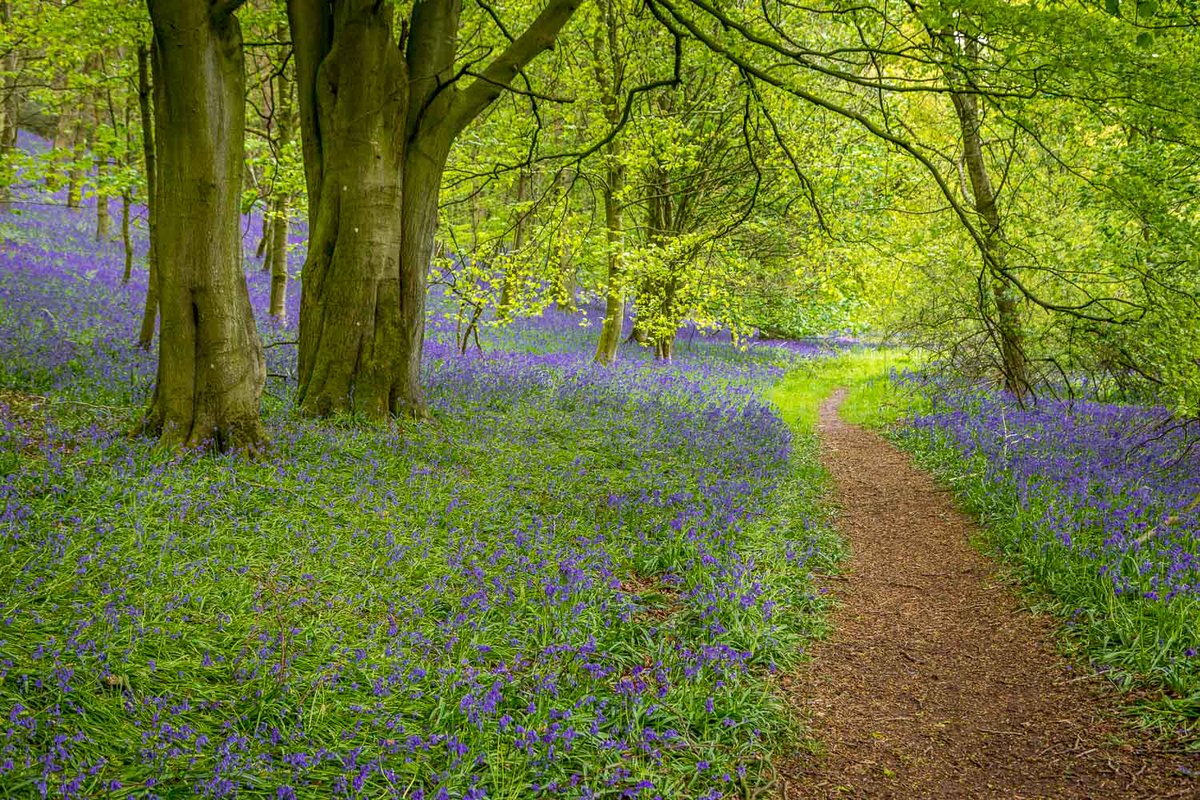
[
  {"x1": 267, "y1": 194, "x2": 288, "y2": 319},
  {"x1": 645, "y1": 163, "x2": 677, "y2": 361},
  {"x1": 555, "y1": 240, "x2": 576, "y2": 312},
  {"x1": 553, "y1": 164, "x2": 577, "y2": 312},
  {"x1": 267, "y1": 52, "x2": 293, "y2": 320},
  {"x1": 594, "y1": 154, "x2": 625, "y2": 364},
  {"x1": 142, "y1": 0, "x2": 265, "y2": 452},
  {"x1": 138, "y1": 255, "x2": 158, "y2": 348},
  {"x1": 66, "y1": 86, "x2": 92, "y2": 208},
  {"x1": 0, "y1": 1, "x2": 17, "y2": 207},
  {"x1": 497, "y1": 167, "x2": 530, "y2": 319},
  {"x1": 257, "y1": 214, "x2": 272, "y2": 263},
  {"x1": 592, "y1": 0, "x2": 625, "y2": 365},
  {"x1": 948, "y1": 41, "x2": 1028, "y2": 398},
  {"x1": 121, "y1": 190, "x2": 133, "y2": 281},
  {"x1": 96, "y1": 161, "x2": 111, "y2": 240},
  {"x1": 136, "y1": 43, "x2": 158, "y2": 349}
]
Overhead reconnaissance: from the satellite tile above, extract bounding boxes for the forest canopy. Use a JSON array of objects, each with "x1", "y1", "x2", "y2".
[{"x1": 1, "y1": 0, "x2": 1198, "y2": 449}]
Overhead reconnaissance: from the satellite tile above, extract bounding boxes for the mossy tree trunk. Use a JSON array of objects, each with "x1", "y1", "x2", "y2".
[
  {"x1": 288, "y1": 0, "x2": 580, "y2": 420},
  {"x1": 142, "y1": 0, "x2": 265, "y2": 452},
  {"x1": 592, "y1": 0, "x2": 627, "y2": 365},
  {"x1": 0, "y1": 1, "x2": 16, "y2": 206},
  {"x1": 594, "y1": 153, "x2": 625, "y2": 364},
  {"x1": 949, "y1": 49, "x2": 1029, "y2": 398}
]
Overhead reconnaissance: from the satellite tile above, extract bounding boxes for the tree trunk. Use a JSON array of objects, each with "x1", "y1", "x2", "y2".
[
  {"x1": 121, "y1": 191, "x2": 133, "y2": 282},
  {"x1": 949, "y1": 63, "x2": 1028, "y2": 398},
  {"x1": 497, "y1": 167, "x2": 531, "y2": 320},
  {"x1": 142, "y1": 0, "x2": 265, "y2": 452},
  {"x1": 65, "y1": 83, "x2": 94, "y2": 209},
  {"x1": 555, "y1": 240, "x2": 576, "y2": 312},
  {"x1": 552, "y1": 165, "x2": 576, "y2": 312},
  {"x1": 594, "y1": 153, "x2": 625, "y2": 364},
  {"x1": 0, "y1": 1, "x2": 17, "y2": 206},
  {"x1": 257, "y1": 214, "x2": 272, "y2": 263},
  {"x1": 289, "y1": 1, "x2": 409, "y2": 419},
  {"x1": 138, "y1": 255, "x2": 158, "y2": 349},
  {"x1": 47, "y1": 87, "x2": 71, "y2": 194},
  {"x1": 592, "y1": 0, "x2": 625, "y2": 365},
  {"x1": 95, "y1": 161, "x2": 111, "y2": 240},
  {"x1": 288, "y1": 0, "x2": 580, "y2": 419},
  {"x1": 136, "y1": 43, "x2": 158, "y2": 349},
  {"x1": 645, "y1": 163, "x2": 677, "y2": 361},
  {"x1": 267, "y1": 56, "x2": 293, "y2": 320},
  {"x1": 267, "y1": 193, "x2": 288, "y2": 320}
]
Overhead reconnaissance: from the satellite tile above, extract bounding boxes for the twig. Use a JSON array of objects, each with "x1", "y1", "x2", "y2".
[
  {"x1": 49, "y1": 398, "x2": 130, "y2": 412},
  {"x1": 1132, "y1": 493, "x2": 1200, "y2": 547}
]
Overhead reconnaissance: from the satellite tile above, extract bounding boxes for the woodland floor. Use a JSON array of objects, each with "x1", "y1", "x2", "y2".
[{"x1": 776, "y1": 390, "x2": 1200, "y2": 799}]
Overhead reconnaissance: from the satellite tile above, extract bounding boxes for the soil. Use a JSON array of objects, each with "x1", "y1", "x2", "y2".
[{"x1": 777, "y1": 390, "x2": 1199, "y2": 799}]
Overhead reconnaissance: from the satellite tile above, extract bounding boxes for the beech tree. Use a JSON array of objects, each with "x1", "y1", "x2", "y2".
[
  {"x1": 286, "y1": 0, "x2": 580, "y2": 420},
  {"x1": 142, "y1": 0, "x2": 266, "y2": 451}
]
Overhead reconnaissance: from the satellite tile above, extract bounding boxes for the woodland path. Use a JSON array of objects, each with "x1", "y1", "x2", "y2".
[{"x1": 777, "y1": 390, "x2": 1199, "y2": 799}]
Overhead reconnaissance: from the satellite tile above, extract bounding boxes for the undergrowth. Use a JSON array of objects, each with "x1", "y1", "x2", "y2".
[{"x1": 0, "y1": 199, "x2": 845, "y2": 797}]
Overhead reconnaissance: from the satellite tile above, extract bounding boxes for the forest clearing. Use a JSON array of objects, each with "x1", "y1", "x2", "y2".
[{"x1": 2, "y1": 0, "x2": 1200, "y2": 797}]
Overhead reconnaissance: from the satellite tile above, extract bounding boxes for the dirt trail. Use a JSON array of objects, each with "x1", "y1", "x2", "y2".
[{"x1": 778, "y1": 390, "x2": 1198, "y2": 799}]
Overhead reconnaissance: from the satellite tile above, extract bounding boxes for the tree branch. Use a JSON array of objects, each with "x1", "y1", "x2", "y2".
[
  {"x1": 211, "y1": 0, "x2": 249, "y2": 20},
  {"x1": 443, "y1": 0, "x2": 582, "y2": 138}
]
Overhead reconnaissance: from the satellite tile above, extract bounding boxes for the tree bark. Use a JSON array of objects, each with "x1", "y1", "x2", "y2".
[
  {"x1": 288, "y1": 0, "x2": 580, "y2": 419},
  {"x1": 267, "y1": 54, "x2": 293, "y2": 320},
  {"x1": 142, "y1": 0, "x2": 265, "y2": 452},
  {"x1": 644, "y1": 163, "x2": 677, "y2": 361},
  {"x1": 594, "y1": 153, "x2": 625, "y2": 364},
  {"x1": 497, "y1": 167, "x2": 531, "y2": 319},
  {"x1": 592, "y1": 0, "x2": 625, "y2": 365},
  {"x1": 948, "y1": 49, "x2": 1028, "y2": 398},
  {"x1": 64, "y1": 75, "x2": 96, "y2": 210},
  {"x1": 121, "y1": 190, "x2": 133, "y2": 282},
  {"x1": 0, "y1": 1, "x2": 18, "y2": 206},
  {"x1": 256, "y1": 214, "x2": 272, "y2": 263},
  {"x1": 267, "y1": 192, "x2": 288, "y2": 320},
  {"x1": 95, "y1": 160, "x2": 111, "y2": 240},
  {"x1": 136, "y1": 43, "x2": 158, "y2": 349},
  {"x1": 553, "y1": 166, "x2": 577, "y2": 312},
  {"x1": 555, "y1": 240, "x2": 577, "y2": 312}
]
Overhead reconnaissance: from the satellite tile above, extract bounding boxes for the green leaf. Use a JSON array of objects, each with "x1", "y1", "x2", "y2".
[
  {"x1": 1104, "y1": 0, "x2": 1120, "y2": 16},
  {"x1": 1136, "y1": 30, "x2": 1155, "y2": 48},
  {"x1": 1137, "y1": 0, "x2": 1157, "y2": 17}
]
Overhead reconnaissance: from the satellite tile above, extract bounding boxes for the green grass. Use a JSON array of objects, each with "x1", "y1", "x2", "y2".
[
  {"x1": 0, "y1": 350, "x2": 854, "y2": 796},
  {"x1": 767, "y1": 349, "x2": 920, "y2": 433}
]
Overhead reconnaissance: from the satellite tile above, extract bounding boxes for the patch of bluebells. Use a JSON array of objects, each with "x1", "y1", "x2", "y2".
[
  {"x1": 896, "y1": 375, "x2": 1200, "y2": 699},
  {"x1": 0, "y1": 194, "x2": 834, "y2": 795}
]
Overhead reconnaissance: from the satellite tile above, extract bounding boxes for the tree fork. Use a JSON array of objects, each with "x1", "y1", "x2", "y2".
[{"x1": 289, "y1": 0, "x2": 581, "y2": 418}]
